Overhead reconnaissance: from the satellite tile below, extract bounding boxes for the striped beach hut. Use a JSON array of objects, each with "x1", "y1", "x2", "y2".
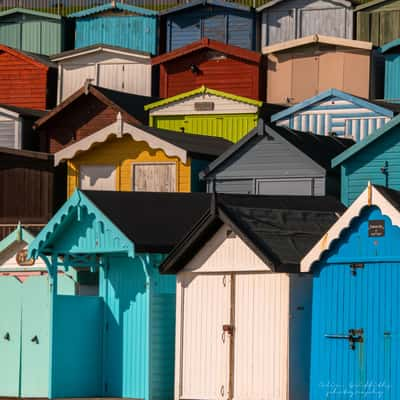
[{"x1": 271, "y1": 89, "x2": 397, "y2": 141}]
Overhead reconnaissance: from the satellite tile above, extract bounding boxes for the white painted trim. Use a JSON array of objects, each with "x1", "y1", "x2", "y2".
[
  {"x1": 262, "y1": 34, "x2": 373, "y2": 54},
  {"x1": 51, "y1": 46, "x2": 152, "y2": 63},
  {"x1": 15, "y1": 118, "x2": 21, "y2": 149},
  {"x1": 0, "y1": 107, "x2": 20, "y2": 119},
  {"x1": 300, "y1": 184, "x2": 400, "y2": 272},
  {"x1": 54, "y1": 117, "x2": 188, "y2": 166}
]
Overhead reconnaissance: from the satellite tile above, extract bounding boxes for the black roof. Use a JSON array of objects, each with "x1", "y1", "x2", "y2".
[
  {"x1": 201, "y1": 121, "x2": 355, "y2": 178},
  {"x1": 160, "y1": 192, "x2": 345, "y2": 274},
  {"x1": 375, "y1": 185, "x2": 400, "y2": 209},
  {"x1": 83, "y1": 190, "x2": 212, "y2": 253},
  {"x1": 21, "y1": 49, "x2": 57, "y2": 68},
  {"x1": 371, "y1": 99, "x2": 400, "y2": 114},
  {"x1": 50, "y1": 44, "x2": 151, "y2": 60},
  {"x1": 140, "y1": 125, "x2": 233, "y2": 158},
  {"x1": 0, "y1": 103, "x2": 47, "y2": 118},
  {"x1": 94, "y1": 85, "x2": 159, "y2": 124}
]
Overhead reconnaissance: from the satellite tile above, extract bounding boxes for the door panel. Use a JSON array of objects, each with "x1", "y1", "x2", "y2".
[
  {"x1": 300, "y1": 8, "x2": 346, "y2": 38},
  {"x1": 292, "y1": 56, "x2": 319, "y2": 103},
  {"x1": 266, "y1": 10, "x2": 294, "y2": 46},
  {"x1": 20, "y1": 276, "x2": 50, "y2": 397},
  {"x1": 79, "y1": 165, "x2": 116, "y2": 191},
  {"x1": 180, "y1": 273, "x2": 231, "y2": 400},
  {"x1": 133, "y1": 163, "x2": 176, "y2": 192},
  {"x1": 0, "y1": 277, "x2": 22, "y2": 397},
  {"x1": 311, "y1": 263, "x2": 400, "y2": 399}
]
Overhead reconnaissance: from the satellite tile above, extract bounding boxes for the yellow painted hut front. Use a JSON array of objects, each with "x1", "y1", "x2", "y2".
[{"x1": 54, "y1": 115, "x2": 232, "y2": 196}]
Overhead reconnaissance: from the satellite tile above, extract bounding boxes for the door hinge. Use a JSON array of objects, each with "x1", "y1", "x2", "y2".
[{"x1": 350, "y1": 263, "x2": 364, "y2": 276}]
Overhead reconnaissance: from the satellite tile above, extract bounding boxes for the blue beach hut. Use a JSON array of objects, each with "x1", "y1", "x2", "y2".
[
  {"x1": 27, "y1": 189, "x2": 211, "y2": 399},
  {"x1": 381, "y1": 38, "x2": 400, "y2": 102},
  {"x1": 68, "y1": 2, "x2": 158, "y2": 54},
  {"x1": 301, "y1": 183, "x2": 400, "y2": 400},
  {"x1": 271, "y1": 88, "x2": 396, "y2": 141}
]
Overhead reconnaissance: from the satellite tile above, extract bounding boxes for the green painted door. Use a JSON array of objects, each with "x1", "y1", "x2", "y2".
[
  {"x1": 0, "y1": 277, "x2": 22, "y2": 397},
  {"x1": 0, "y1": 22, "x2": 21, "y2": 49},
  {"x1": 153, "y1": 114, "x2": 257, "y2": 143},
  {"x1": 22, "y1": 21, "x2": 42, "y2": 54},
  {"x1": 20, "y1": 276, "x2": 50, "y2": 397}
]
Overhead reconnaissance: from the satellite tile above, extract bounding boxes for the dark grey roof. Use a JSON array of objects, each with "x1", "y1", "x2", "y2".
[
  {"x1": 160, "y1": 192, "x2": 345, "y2": 273},
  {"x1": 140, "y1": 125, "x2": 233, "y2": 158},
  {"x1": 0, "y1": 104, "x2": 47, "y2": 118},
  {"x1": 375, "y1": 185, "x2": 400, "y2": 209},
  {"x1": 83, "y1": 191, "x2": 212, "y2": 253},
  {"x1": 50, "y1": 44, "x2": 151, "y2": 60},
  {"x1": 20, "y1": 49, "x2": 57, "y2": 68},
  {"x1": 371, "y1": 100, "x2": 400, "y2": 114},
  {"x1": 0, "y1": 147, "x2": 53, "y2": 160},
  {"x1": 94, "y1": 85, "x2": 159, "y2": 124},
  {"x1": 160, "y1": 0, "x2": 252, "y2": 16},
  {"x1": 201, "y1": 121, "x2": 354, "y2": 179}
]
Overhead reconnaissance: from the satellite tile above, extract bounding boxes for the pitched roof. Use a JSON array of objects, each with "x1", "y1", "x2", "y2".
[
  {"x1": 34, "y1": 84, "x2": 158, "y2": 128},
  {"x1": 201, "y1": 120, "x2": 354, "y2": 179},
  {"x1": 380, "y1": 38, "x2": 400, "y2": 54},
  {"x1": 271, "y1": 88, "x2": 394, "y2": 122},
  {"x1": 0, "y1": 147, "x2": 53, "y2": 161},
  {"x1": 301, "y1": 183, "x2": 400, "y2": 272},
  {"x1": 50, "y1": 44, "x2": 151, "y2": 62},
  {"x1": 331, "y1": 113, "x2": 400, "y2": 167},
  {"x1": 144, "y1": 86, "x2": 263, "y2": 111},
  {"x1": 160, "y1": 0, "x2": 252, "y2": 15},
  {"x1": 0, "y1": 44, "x2": 56, "y2": 69},
  {"x1": 0, "y1": 104, "x2": 47, "y2": 118},
  {"x1": 68, "y1": 2, "x2": 158, "y2": 18},
  {"x1": 160, "y1": 192, "x2": 345, "y2": 274},
  {"x1": 54, "y1": 115, "x2": 232, "y2": 165},
  {"x1": 257, "y1": 0, "x2": 351, "y2": 11},
  {"x1": 152, "y1": 38, "x2": 262, "y2": 65},
  {"x1": 0, "y1": 7, "x2": 62, "y2": 19},
  {"x1": 354, "y1": 0, "x2": 392, "y2": 11},
  {"x1": 262, "y1": 34, "x2": 373, "y2": 54},
  {"x1": 0, "y1": 223, "x2": 36, "y2": 254}
]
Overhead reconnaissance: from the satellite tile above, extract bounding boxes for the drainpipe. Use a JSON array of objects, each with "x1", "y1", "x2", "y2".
[{"x1": 138, "y1": 254, "x2": 151, "y2": 400}]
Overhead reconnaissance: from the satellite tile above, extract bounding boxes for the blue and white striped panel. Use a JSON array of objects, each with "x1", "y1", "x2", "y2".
[
  {"x1": 275, "y1": 98, "x2": 391, "y2": 140},
  {"x1": 345, "y1": 117, "x2": 391, "y2": 142}
]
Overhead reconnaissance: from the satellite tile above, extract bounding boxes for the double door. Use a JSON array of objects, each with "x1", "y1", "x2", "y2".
[
  {"x1": 311, "y1": 263, "x2": 400, "y2": 399},
  {"x1": 179, "y1": 273, "x2": 290, "y2": 400}
]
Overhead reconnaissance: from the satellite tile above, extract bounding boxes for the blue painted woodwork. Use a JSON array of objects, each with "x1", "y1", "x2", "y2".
[
  {"x1": 310, "y1": 206, "x2": 400, "y2": 399},
  {"x1": 381, "y1": 39, "x2": 400, "y2": 102},
  {"x1": 161, "y1": 0, "x2": 256, "y2": 51},
  {"x1": 332, "y1": 114, "x2": 400, "y2": 206},
  {"x1": 28, "y1": 190, "x2": 176, "y2": 400},
  {"x1": 69, "y1": 3, "x2": 158, "y2": 55},
  {"x1": 271, "y1": 88, "x2": 394, "y2": 141}
]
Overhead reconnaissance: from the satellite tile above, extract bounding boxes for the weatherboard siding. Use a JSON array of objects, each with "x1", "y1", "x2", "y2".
[
  {"x1": 384, "y1": 52, "x2": 400, "y2": 102},
  {"x1": 75, "y1": 14, "x2": 158, "y2": 54},
  {"x1": 66, "y1": 136, "x2": 191, "y2": 196},
  {"x1": 261, "y1": 0, "x2": 353, "y2": 46},
  {"x1": 164, "y1": 6, "x2": 255, "y2": 52},
  {"x1": 275, "y1": 97, "x2": 391, "y2": 141},
  {"x1": 341, "y1": 125, "x2": 400, "y2": 206}
]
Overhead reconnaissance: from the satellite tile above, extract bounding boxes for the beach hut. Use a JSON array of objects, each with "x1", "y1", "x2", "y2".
[
  {"x1": 200, "y1": 121, "x2": 353, "y2": 195},
  {"x1": 34, "y1": 83, "x2": 157, "y2": 153},
  {"x1": 51, "y1": 45, "x2": 153, "y2": 104},
  {"x1": 0, "y1": 8, "x2": 71, "y2": 56},
  {"x1": 0, "y1": 105, "x2": 46, "y2": 150},
  {"x1": 355, "y1": 0, "x2": 400, "y2": 46},
  {"x1": 262, "y1": 35, "x2": 374, "y2": 104},
  {"x1": 301, "y1": 183, "x2": 400, "y2": 400},
  {"x1": 257, "y1": 0, "x2": 353, "y2": 47},
  {"x1": 152, "y1": 38, "x2": 264, "y2": 101},
  {"x1": 332, "y1": 114, "x2": 400, "y2": 206},
  {"x1": 159, "y1": 193, "x2": 344, "y2": 400},
  {"x1": 0, "y1": 147, "x2": 64, "y2": 241},
  {"x1": 68, "y1": 2, "x2": 158, "y2": 55},
  {"x1": 53, "y1": 114, "x2": 231, "y2": 196},
  {"x1": 27, "y1": 189, "x2": 212, "y2": 399},
  {"x1": 380, "y1": 39, "x2": 400, "y2": 102},
  {"x1": 159, "y1": 0, "x2": 256, "y2": 52},
  {"x1": 0, "y1": 45, "x2": 57, "y2": 110},
  {"x1": 271, "y1": 88, "x2": 397, "y2": 141},
  {"x1": 145, "y1": 86, "x2": 263, "y2": 142}
]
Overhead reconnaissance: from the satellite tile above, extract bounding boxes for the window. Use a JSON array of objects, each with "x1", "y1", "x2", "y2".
[
  {"x1": 79, "y1": 165, "x2": 116, "y2": 191},
  {"x1": 133, "y1": 163, "x2": 176, "y2": 192}
]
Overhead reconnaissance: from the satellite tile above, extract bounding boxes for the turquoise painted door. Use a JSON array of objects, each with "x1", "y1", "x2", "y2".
[
  {"x1": 20, "y1": 276, "x2": 50, "y2": 397},
  {"x1": 311, "y1": 263, "x2": 400, "y2": 399},
  {"x1": 0, "y1": 277, "x2": 22, "y2": 397}
]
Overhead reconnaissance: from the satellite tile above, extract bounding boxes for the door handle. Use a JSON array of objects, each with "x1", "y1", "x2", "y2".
[
  {"x1": 4, "y1": 332, "x2": 10, "y2": 341},
  {"x1": 325, "y1": 329, "x2": 363, "y2": 350},
  {"x1": 31, "y1": 335, "x2": 39, "y2": 344}
]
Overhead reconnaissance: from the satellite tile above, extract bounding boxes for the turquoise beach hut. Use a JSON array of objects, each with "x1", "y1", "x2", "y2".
[{"x1": 27, "y1": 189, "x2": 210, "y2": 399}]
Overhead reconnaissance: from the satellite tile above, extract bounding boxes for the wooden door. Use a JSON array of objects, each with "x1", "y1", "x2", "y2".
[
  {"x1": 0, "y1": 277, "x2": 22, "y2": 397},
  {"x1": 79, "y1": 165, "x2": 116, "y2": 191},
  {"x1": 265, "y1": 10, "x2": 295, "y2": 46},
  {"x1": 179, "y1": 273, "x2": 231, "y2": 400},
  {"x1": 291, "y1": 55, "x2": 319, "y2": 103},
  {"x1": 133, "y1": 163, "x2": 176, "y2": 192}
]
